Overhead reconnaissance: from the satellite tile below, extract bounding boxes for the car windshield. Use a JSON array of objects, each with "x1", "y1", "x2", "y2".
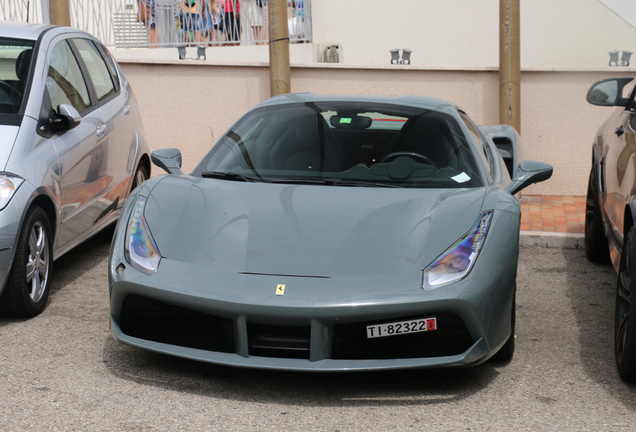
[
  {"x1": 0, "y1": 38, "x2": 34, "y2": 116},
  {"x1": 194, "y1": 101, "x2": 486, "y2": 188}
]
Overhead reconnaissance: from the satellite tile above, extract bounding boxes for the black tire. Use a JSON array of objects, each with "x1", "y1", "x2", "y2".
[
  {"x1": 615, "y1": 227, "x2": 636, "y2": 382},
  {"x1": 585, "y1": 167, "x2": 610, "y2": 263},
  {"x1": 0, "y1": 206, "x2": 53, "y2": 318},
  {"x1": 131, "y1": 163, "x2": 148, "y2": 192},
  {"x1": 492, "y1": 290, "x2": 516, "y2": 362}
]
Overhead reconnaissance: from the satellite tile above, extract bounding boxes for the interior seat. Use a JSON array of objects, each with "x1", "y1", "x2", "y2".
[
  {"x1": 14, "y1": 49, "x2": 32, "y2": 94},
  {"x1": 382, "y1": 115, "x2": 459, "y2": 170},
  {"x1": 270, "y1": 114, "x2": 345, "y2": 172}
]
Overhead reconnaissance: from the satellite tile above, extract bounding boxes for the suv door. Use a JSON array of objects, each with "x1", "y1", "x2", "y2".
[
  {"x1": 45, "y1": 38, "x2": 109, "y2": 248},
  {"x1": 601, "y1": 102, "x2": 636, "y2": 250}
]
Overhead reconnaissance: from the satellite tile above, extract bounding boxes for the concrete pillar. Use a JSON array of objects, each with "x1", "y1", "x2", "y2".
[
  {"x1": 48, "y1": 0, "x2": 71, "y2": 26},
  {"x1": 268, "y1": 0, "x2": 291, "y2": 96},
  {"x1": 499, "y1": 0, "x2": 520, "y2": 133}
]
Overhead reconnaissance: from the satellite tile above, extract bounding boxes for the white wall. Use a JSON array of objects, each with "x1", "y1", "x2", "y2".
[
  {"x1": 311, "y1": 0, "x2": 499, "y2": 67},
  {"x1": 521, "y1": 0, "x2": 636, "y2": 68},
  {"x1": 311, "y1": 0, "x2": 636, "y2": 68}
]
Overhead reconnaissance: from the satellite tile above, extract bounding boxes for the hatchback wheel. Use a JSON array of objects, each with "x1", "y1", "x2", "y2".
[
  {"x1": 585, "y1": 167, "x2": 610, "y2": 263},
  {"x1": 0, "y1": 206, "x2": 52, "y2": 317},
  {"x1": 131, "y1": 163, "x2": 148, "y2": 192},
  {"x1": 616, "y1": 226, "x2": 636, "y2": 382}
]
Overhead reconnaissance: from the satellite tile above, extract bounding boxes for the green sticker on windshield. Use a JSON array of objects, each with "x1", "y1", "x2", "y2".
[{"x1": 339, "y1": 118, "x2": 352, "y2": 124}]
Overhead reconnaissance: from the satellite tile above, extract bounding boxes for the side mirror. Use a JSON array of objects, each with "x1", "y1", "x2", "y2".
[
  {"x1": 151, "y1": 148, "x2": 183, "y2": 175},
  {"x1": 50, "y1": 104, "x2": 81, "y2": 133},
  {"x1": 586, "y1": 78, "x2": 634, "y2": 107},
  {"x1": 506, "y1": 160, "x2": 553, "y2": 195}
]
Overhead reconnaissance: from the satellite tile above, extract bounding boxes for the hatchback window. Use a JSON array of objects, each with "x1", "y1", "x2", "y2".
[
  {"x1": 0, "y1": 38, "x2": 34, "y2": 115},
  {"x1": 46, "y1": 41, "x2": 90, "y2": 113},
  {"x1": 73, "y1": 38, "x2": 117, "y2": 102}
]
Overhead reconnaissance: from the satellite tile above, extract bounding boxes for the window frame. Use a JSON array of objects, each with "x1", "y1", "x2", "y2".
[{"x1": 458, "y1": 111, "x2": 495, "y2": 183}]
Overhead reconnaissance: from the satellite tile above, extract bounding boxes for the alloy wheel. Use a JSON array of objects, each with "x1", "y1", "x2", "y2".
[{"x1": 26, "y1": 221, "x2": 49, "y2": 303}]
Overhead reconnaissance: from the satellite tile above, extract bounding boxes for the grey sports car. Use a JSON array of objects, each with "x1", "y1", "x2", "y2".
[
  {"x1": 109, "y1": 93, "x2": 552, "y2": 371},
  {"x1": 0, "y1": 21, "x2": 150, "y2": 317}
]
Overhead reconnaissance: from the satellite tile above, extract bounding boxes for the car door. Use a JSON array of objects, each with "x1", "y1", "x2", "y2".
[
  {"x1": 600, "y1": 97, "x2": 636, "y2": 249},
  {"x1": 45, "y1": 37, "x2": 110, "y2": 249},
  {"x1": 71, "y1": 38, "x2": 134, "y2": 212}
]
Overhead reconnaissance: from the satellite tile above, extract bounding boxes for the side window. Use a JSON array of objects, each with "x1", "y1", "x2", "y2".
[
  {"x1": 73, "y1": 38, "x2": 117, "y2": 102},
  {"x1": 99, "y1": 45, "x2": 121, "y2": 93},
  {"x1": 459, "y1": 113, "x2": 491, "y2": 177},
  {"x1": 46, "y1": 41, "x2": 90, "y2": 113}
]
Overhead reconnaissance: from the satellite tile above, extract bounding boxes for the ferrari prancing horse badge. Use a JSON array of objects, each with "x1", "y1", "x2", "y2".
[{"x1": 276, "y1": 284, "x2": 286, "y2": 295}]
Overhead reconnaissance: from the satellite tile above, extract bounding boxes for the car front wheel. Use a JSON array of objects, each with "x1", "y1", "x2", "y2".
[
  {"x1": 0, "y1": 206, "x2": 52, "y2": 317},
  {"x1": 615, "y1": 226, "x2": 636, "y2": 382}
]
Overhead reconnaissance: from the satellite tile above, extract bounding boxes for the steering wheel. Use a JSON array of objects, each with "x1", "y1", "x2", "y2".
[
  {"x1": 380, "y1": 152, "x2": 434, "y2": 165},
  {"x1": 0, "y1": 80, "x2": 21, "y2": 103}
]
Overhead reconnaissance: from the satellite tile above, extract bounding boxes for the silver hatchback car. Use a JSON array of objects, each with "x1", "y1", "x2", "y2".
[{"x1": 0, "y1": 21, "x2": 150, "y2": 317}]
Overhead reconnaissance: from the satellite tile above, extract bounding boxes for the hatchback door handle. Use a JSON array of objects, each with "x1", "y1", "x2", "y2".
[
  {"x1": 616, "y1": 125, "x2": 625, "y2": 137},
  {"x1": 96, "y1": 123, "x2": 107, "y2": 138}
]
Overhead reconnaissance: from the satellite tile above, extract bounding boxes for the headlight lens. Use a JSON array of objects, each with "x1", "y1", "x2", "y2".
[
  {"x1": 422, "y1": 210, "x2": 493, "y2": 290},
  {"x1": 125, "y1": 196, "x2": 161, "y2": 275},
  {"x1": 0, "y1": 174, "x2": 24, "y2": 211}
]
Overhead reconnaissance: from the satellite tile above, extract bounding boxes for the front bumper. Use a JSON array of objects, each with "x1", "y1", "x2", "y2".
[
  {"x1": 109, "y1": 249, "x2": 517, "y2": 372},
  {"x1": 0, "y1": 183, "x2": 35, "y2": 297}
]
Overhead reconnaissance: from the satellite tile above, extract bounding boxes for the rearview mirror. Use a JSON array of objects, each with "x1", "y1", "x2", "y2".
[
  {"x1": 586, "y1": 78, "x2": 634, "y2": 107},
  {"x1": 329, "y1": 115, "x2": 373, "y2": 130},
  {"x1": 506, "y1": 160, "x2": 553, "y2": 195},
  {"x1": 151, "y1": 148, "x2": 183, "y2": 175}
]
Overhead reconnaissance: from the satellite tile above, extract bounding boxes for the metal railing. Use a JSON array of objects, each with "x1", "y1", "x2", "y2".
[
  {"x1": 1, "y1": 0, "x2": 43, "y2": 23},
  {"x1": 1, "y1": 0, "x2": 312, "y2": 48}
]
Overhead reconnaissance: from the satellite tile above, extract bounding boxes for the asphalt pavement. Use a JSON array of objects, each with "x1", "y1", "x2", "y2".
[{"x1": 0, "y1": 229, "x2": 635, "y2": 431}]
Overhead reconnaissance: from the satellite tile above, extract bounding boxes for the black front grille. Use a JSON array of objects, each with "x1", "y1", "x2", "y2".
[
  {"x1": 119, "y1": 295, "x2": 236, "y2": 354},
  {"x1": 331, "y1": 312, "x2": 473, "y2": 360},
  {"x1": 247, "y1": 323, "x2": 311, "y2": 359}
]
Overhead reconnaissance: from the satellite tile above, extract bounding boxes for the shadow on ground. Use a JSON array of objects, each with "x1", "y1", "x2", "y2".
[
  {"x1": 561, "y1": 247, "x2": 636, "y2": 408},
  {"x1": 102, "y1": 336, "x2": 502, "y2": 407},
  {"x1": 0, "y1": 225, "x2": 114, "y2": 327}
]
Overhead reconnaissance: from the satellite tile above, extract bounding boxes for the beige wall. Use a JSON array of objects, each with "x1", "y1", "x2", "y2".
[{"x1": 120, "y1": 60, "x2": 636, "y2": 196}]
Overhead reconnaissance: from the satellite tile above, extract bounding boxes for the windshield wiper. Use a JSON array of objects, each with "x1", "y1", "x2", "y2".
[
  {"x1": 270, "y1": 178, "x2": 402, "y2": 188},
  {"x1": 200, "y1": 171, "x2": 263, "y2": 182}
]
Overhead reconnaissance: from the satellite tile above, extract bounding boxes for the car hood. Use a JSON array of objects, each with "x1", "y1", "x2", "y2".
[
  {"x1": 143, "y1": 176, "x2": 488, "y2": 278},
  {"x1": 0, "y1": 125, "x2": 19, "y2": 169}
]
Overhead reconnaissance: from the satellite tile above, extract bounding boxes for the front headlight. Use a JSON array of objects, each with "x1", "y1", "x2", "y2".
[
  {"x1": 422, "y1": 210, "x2": 493, "y2": 290},
  {"x1": 0, "y1": 174, "x2": 24, "y2": 211},
  {"x1": 125, "y1": 196, "x2": 161, "y2": 275}
]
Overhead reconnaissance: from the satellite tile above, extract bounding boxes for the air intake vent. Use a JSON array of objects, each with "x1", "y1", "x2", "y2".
[
  {"x1": 119, "y1": 295, "x2": 236, "y2": 353},
  {"x1": 247, "y1": 323, "x2": 311, "y2": 359}
]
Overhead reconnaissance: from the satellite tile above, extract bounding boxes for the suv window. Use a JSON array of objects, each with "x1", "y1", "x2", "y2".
[
  {"x1": 46, "y1": 41, "x2": 90, "y2": 113},
  {"x1": 73, "y1": 38, "x2": 117, "y2": 102}
]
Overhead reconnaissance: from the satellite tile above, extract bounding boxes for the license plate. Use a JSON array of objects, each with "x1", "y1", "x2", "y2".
[{"x1": 366, "y1": 317, "x2": 437, "y2": 339}]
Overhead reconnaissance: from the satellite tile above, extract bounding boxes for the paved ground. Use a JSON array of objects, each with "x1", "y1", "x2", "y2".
[
  {"x1": 0, "y1": 230, "x2": 635, "y2": 431},
  {"x1": 519, "y1": 195, "x2": 586, "y2": 234}
]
